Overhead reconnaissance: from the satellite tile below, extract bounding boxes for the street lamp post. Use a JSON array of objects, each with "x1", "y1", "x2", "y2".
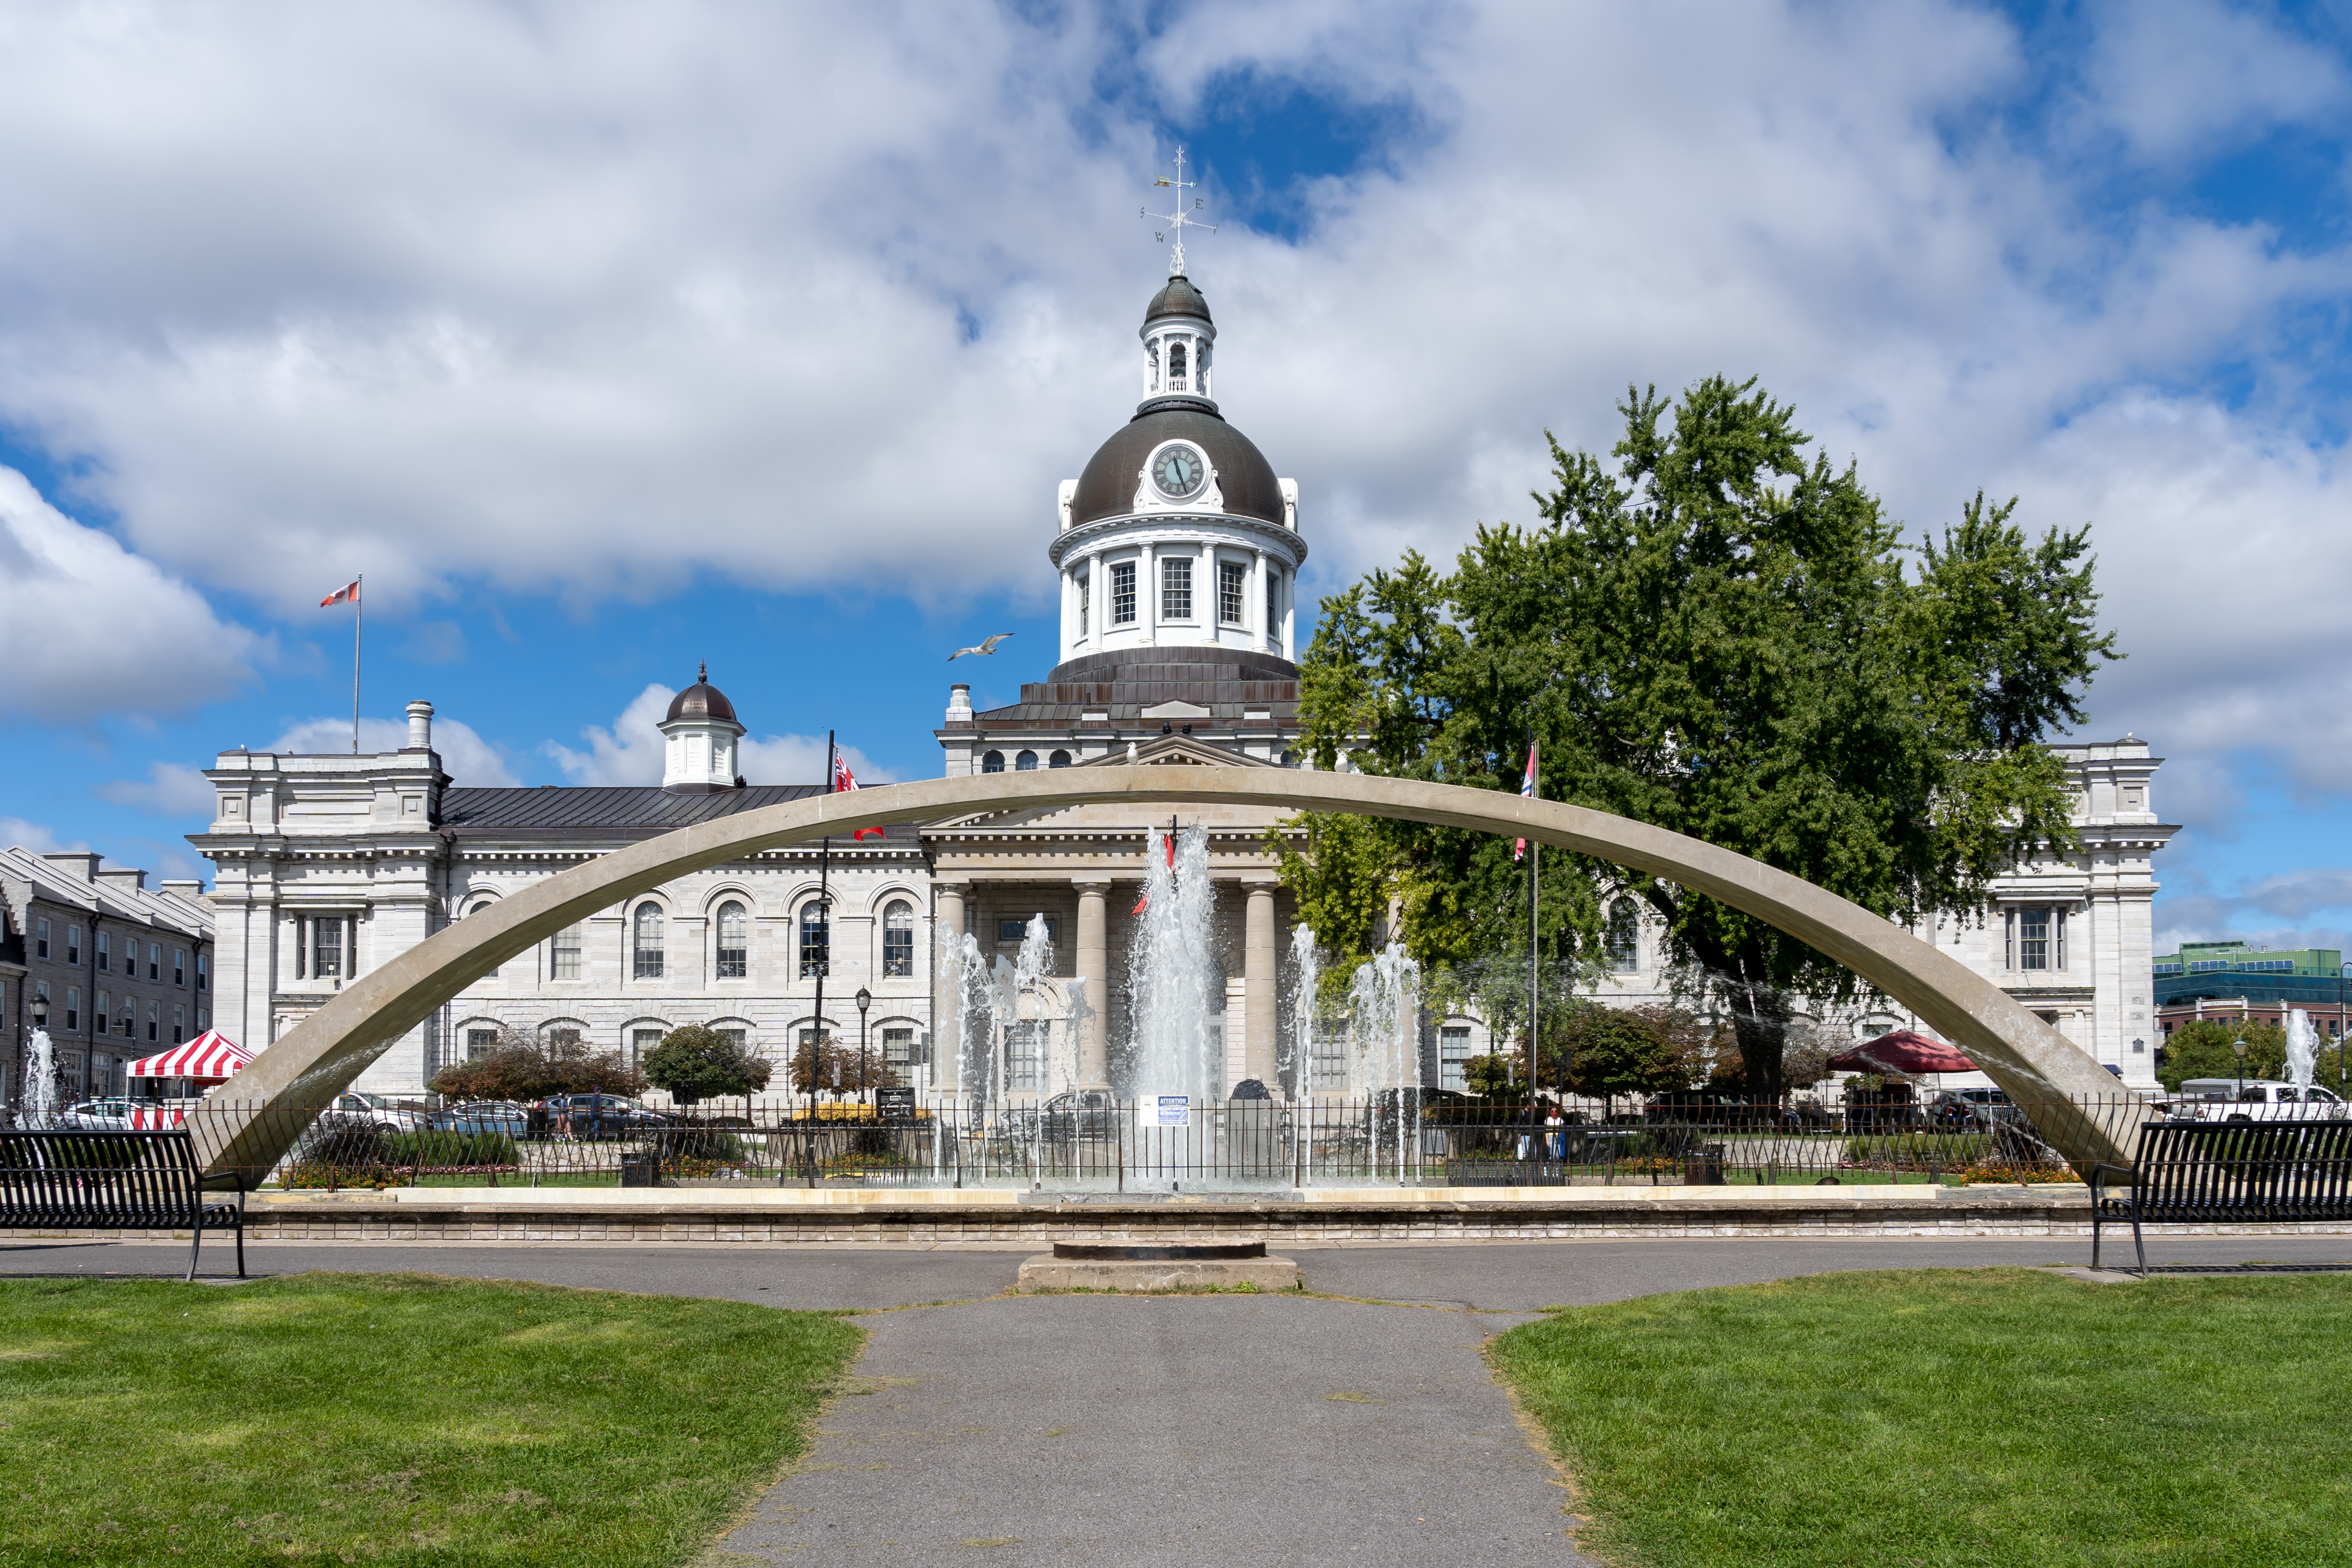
[
  {"x1": 855, "y1": 987, "x2": 872, "y2": 1106},
  {"x1": 2232, "y1": 1036, "x2": 2249, "y2": 1103}
]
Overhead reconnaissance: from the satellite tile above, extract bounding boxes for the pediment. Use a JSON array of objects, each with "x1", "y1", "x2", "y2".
[
  {"x1": 1139, "y1": 699, "x2": 1214, "y2": 720},
  {"x1": 1084, "y1": 734, "x2": 1275, "y2": 768}
]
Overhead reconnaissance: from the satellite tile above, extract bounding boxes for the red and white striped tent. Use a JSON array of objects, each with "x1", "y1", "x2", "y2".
[{"x1": 127, "y1": 1030, "x2": 252, "y2": 1086}]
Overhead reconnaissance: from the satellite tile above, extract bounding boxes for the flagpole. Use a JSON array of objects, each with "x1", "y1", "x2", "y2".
[
  {"x1": 808, "y1": 729, "x2": 835, "y2": 1155},
  {"x1": 351, "y1": 573, "x2": 364, "y2": 755},
  {"x1": 1527, "y1": 739, "x2": 1539, "y2": 1100}
]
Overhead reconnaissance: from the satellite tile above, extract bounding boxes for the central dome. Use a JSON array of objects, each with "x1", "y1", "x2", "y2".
[{"x1": 1067, "y1": 398, "x2": 1286, "y2": 528}]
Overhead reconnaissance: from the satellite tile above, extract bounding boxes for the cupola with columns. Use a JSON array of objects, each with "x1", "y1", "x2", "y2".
[{"x1": 659, "y1": 662, "x2": 746, "y2": 794}]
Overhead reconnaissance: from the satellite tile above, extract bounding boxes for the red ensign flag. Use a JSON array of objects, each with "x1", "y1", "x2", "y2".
[{"x1": 834, "y1": 753, "x2": 886, "y2": 840}]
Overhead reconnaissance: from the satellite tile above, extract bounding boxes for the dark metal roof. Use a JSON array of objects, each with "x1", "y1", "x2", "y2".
[
  {"x1": 965, "y1": 648, "x2": 1304, "y2": 731},
  {"x1": 437, "y1": 785, "x2": 919, "y2": 843},
  {"x1": 1145, "y1": 273, "x2": 1212, "y2": 325},
  {"x1": 1069, "y1": 403, "x2": 1284, "y2": 528},
  {"x1": 664, "y1": 663, "x2": 740, "y2": 726}
]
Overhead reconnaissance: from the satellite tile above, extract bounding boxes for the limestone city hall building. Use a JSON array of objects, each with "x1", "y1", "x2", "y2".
[{"x1": 186, "y1": 266, "x2": 2175, "y2": 1102}]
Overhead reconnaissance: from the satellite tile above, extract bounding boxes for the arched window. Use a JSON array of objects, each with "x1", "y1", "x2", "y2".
[
  {"x1": 799, "y1": 901, "x2": 830, "y2": 979},
  {"x1": 1016, "y1": 750, "x2": 1039, "y2": 771},
  {"x1": 1049, "y1": 750, "x2": 1072, "y2": 768},
  {"x1": 982, "y1": 750, "x2": 1006, "y2": 774},
  {"x1": 883, "y1": 900, "x2": 915, "y2": 977},
  {"x1": 716, "y1": 900, "x2": 748, "y2": 979},
  {"x1": 633, "y1": 902, "x2": 665, "y2": 979},
  {"x1": 472, "y1": 900, "x2": 498, "y2": 978},
  {"x1": 1168, "y1": 339, "x2": 1188, "y2": 392},
  {"x1": 1606, "y1": 899, "x2": 1640, "y2": 973}
]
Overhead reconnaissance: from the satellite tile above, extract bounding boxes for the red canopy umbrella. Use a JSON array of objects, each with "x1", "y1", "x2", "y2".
[{"x1": 1827, "y1": 1030, "x2": 1977, "y2": 1076}]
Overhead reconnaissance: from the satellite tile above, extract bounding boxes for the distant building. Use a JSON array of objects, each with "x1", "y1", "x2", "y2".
[
  {"x1": 2152, "y1": 940, "x2": 2351, "y2": 1041},
  {"x1": 0, "y1": 848, "x2": 215, "y2": 1104}
]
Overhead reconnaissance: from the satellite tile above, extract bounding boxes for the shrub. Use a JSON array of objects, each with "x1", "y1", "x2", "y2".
[
  {"x1": 428, "y1": 1027, "x2": 645, "y2": 1102},
  {"x1": 1843, "y1": 1132, "x2": 1991, "y2": 1171},
  {"x1": 383, "y1": 1130, "x2": 516, "y2": 1169}
]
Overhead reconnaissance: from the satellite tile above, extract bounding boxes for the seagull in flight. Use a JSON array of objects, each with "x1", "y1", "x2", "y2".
[{"x1": 949, "y1": 633, "x2": 1014, "y2": 662}]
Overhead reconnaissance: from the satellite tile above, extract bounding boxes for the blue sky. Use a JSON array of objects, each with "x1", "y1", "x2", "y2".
[{"x1": 5, "y1": 1, "x2": 2352, "y2": 954}]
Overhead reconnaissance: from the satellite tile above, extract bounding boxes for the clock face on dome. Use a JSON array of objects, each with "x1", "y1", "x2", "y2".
[{"x1": 1150, "y1": 443, "x2": 1208, "y2": 501}]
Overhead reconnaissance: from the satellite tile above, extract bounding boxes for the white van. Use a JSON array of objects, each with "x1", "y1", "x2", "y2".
[{"x1": 2171, "y1": 1079, "x2": 2350, "y2": 1122}]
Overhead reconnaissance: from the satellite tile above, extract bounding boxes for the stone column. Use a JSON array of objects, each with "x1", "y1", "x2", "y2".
[
  {"x1": 1141, "y1": 542, "x2": 1157, "y2": 643},
  {"x1": 936, "y1": 883, "x2": 968, "y2": 942},
  {"x1": 1244, "y1": 877, "x2": 1278, "y2": 1091},
  {"x1": 1073, "y1": 879, "x2": 1110, "y2": 1087}
]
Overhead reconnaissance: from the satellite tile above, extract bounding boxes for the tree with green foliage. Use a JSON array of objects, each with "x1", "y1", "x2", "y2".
[
  {"x1": 642, "y1": 1025, "x2": 773, "y2": 1105},
  {"x1": 427, "y1": 1026, "x2": 644, "y2": 1103},
  {"x1": 2156, "y1": 1020, "x2": 2294, "y2": 1091},
  {"x1": 1283, "y1": 376, "x2": 2118, "y2": 1098}
]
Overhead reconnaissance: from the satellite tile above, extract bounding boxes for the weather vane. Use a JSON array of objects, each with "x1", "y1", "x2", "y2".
[{"x1": 1142, "y1": 146, "x2": 1216, "y2": 277}]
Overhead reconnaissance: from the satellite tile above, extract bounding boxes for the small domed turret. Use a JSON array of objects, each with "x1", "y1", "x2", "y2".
[{"x1": 659, "y1": 662, "x2": 746, "y2": 793}]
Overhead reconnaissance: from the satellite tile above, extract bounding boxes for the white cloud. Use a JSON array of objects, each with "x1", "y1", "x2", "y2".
[
  {"x1": 95, "y1": 761, "x2": 215, "y2": 816},
  {"x1": 0, "y1": 465, "x2": 261, "y2": 722},
  {"x1": 548, "y1": 684, "x2": 894, "y2": 789},
  {"x1": 0, "y1": 0, "x2": 2346, "y2": 817},
  {"x1": 266, "y1": 714, "x2": 518, "y2": 787},
  {"x1": 0, "y1": 816, "x2": 88, "y2": 856}
]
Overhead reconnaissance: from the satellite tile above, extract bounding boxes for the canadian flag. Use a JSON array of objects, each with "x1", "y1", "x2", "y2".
[
  {"x1": 834, "y1": 754, "x2": 886, "y2": 840},
  {"x1": 319, "y1": 580, "x2": 360, "y2": 608},
  {"x1": 1514, "y1": 743, "x2": 1538, "y2": 862}
]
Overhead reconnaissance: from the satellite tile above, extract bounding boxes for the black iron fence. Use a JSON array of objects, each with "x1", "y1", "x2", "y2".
[{"x1": 0, "y1": 1093, "x2": 2161, "y2": 1191}]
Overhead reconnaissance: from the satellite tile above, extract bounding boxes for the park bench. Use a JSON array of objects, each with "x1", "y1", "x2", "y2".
[
  {"x1": 0, "y1": 1128, "x2": 245, "y2": 1280},
  {"x1": 2091, "y1": 1118, "x2": 2352, "y2": 1276}
]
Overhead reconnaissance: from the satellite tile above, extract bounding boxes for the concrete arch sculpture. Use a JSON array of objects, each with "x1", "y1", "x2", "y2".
[{"x1": 205, "y1": 767, "x2": 2148, "y2": 1178}]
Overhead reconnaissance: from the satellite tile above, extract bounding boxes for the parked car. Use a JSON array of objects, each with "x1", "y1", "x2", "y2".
[
  {"x1": 537, "y1": 1093, "x2": 666, "y2": 1138},
  {"x1": 327, "y1": 1091, "x2": 430, "y2": 1133},
  {"x1": 1930, "y1": 1087, "x2": 2024, "y2": 1130},
  {"x1": 431, "y1": 1100, "x2": 529, "y2": 1136},
  {"x1": 2170, "y1": 1079, "x2": 2351, "y2": 1123},
  {"x1": 1040, "y1": 1089, "x2": 1118, "y2": 1141},
  {"x1": 56, "y1": 1097, "x2": 141, "y2": 1130}
]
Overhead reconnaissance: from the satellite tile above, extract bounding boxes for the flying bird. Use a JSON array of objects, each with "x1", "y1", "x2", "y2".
[{"x1": 948, "y1": 634, "x2": 1014, "y2": 662}]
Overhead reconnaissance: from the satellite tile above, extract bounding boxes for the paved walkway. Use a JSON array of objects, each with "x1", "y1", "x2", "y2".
[{"x1": 10, "y1": 1234, "x2": 2350, "y2": 1565}]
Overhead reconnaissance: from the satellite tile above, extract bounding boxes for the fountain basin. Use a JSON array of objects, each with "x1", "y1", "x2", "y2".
[{"x1": 1020, "y1": 1237, "x2": 1297, "y2": 1293}]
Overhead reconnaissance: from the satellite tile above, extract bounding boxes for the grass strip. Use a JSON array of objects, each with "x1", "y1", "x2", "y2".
[
  {"x1": 0, "y1": 1272, "x2": 860, "y2": 1566},
  {"x1": 1490, "y1": 1267, "x2": 2352, "y2": 1568}
]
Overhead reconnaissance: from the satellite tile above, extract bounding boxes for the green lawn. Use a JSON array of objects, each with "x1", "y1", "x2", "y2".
[
  {"x1": 1491, "y1": 1268, "x2": 2352, "y2": 1568},
  {"x1": 0, "y1": 1273, "x2": 861, "y2": 1567}
]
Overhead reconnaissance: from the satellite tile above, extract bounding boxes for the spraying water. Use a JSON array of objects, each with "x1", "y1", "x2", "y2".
[
  {"x1": 1347, "y1": 942, "x2": 1421, "y2": 1094},
  {"x1": 2288, "y1": 1008, "x2": 2320, "y2": 1092},
  {"x1": 1284, "y1": 926, "x2": 1323, "y2": 1101},
  {"x1": 19, "y1": 1028, "x2": 57, "y2": 1126},
  {"x1": 1011, "y1": 913, "x2": 1057, "y2": 1096},
  {"x1": 1124, "y1": 824, "x2": 1219, "y2": 1103}
]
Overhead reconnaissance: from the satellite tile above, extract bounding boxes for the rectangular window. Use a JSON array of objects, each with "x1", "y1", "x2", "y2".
[
  {"x1": 1219, "y1": 559, "x2": 1245, "y2": 625},
  {"x1": 66, "y1": 927, "x2": 80, "y2": 965},
  {"x1": 96, "y1": 991, "x2": 109, "y2": 1030},
  {"x1": 466, "y1": 1028, "x2": 499, "y2": 1060},
  {"x1": 1005, "y1": 1021, "x2": 1044, "y2": 1092},
  {"x1": 35, "y1": 918, "x2": 48, "y2": 961},
  {"x1": 196, "y1": 1005, "x2": 207, "y2": 1031},
  {"x1": 997, "y1": 918, "x2": 1059, "y2": 943},
  {"x1": 172, "y1": 1003, "x2": 185, "y2": 1044},
  {"x1": 174, "y1": 949, "x2": 186, "y2": 987},
  {"x1": 882, "y1": 1026, "x2": 916, "y2": 1067},
  {"x1": 1266, "y1": 571, "x2": 1280, "y2": 638},
  {"x1": 1440, "y1": 1025, "x2": 1473, "y2": 1092},
  {"x1": 196, "y1": 952, "x2": 208, "y2": 992},
  {"x1": 149, "y1": 943, "x2": 161, "y2": 980},
  {"x1": 1161, "y1": 555, "x2": 1192, "y2": 620},
  {"x1": 147, "y1": 1001, "x2": 159, "y2": 1042},
  {"x1": 64, "y1": 987, "x2": 78, "y2": 1032},
  {"x1": 1078, "y1": 573, "x2": 1090, "y2": 638},
  {"x1": 716, "y1": 1028, "x2": 746, "y2": 1051},
  {"x1": 550, "y1": 924, "x2": 583, "y2": 980},
  {"x1": 883, "y1": 921, "x2": 914, "y2": 978},
  {"x1": 630, "y1": 1028, "x2": 665, "y2": 1066},
  {"x1": 96, "y1": 931, "x2": 109, "y2": 972},
  {"x1": 313, "y1": 917, "x2": 343, "y2": 979},
  {"x1": 1111, "y1": 561, "x2": 1136, "y2": 625},
  {"x1": 546, "y1": 1028, "x2": 581, "y2": 1049},
  {"x1": 798, "y1": 910, "x2": 829, "y2": 979},
  {"x1": 2018, "y1": 907, "x2": 2050, "y2": 971}
]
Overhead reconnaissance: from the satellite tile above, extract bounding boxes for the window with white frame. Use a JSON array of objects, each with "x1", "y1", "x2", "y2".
[
  {"x1": 466, "y1": 1028, "x2": 498, "y2": 1060},
  {"x1": 882, "y1": 1026, "x2": 917, "y2": 1067},
  {"x1": 1218, "y1": 559, "x2": 1245, "y2": 625},
  {"x1": 716, "y1": 901, "x2": 748, "y2": 979},
  {"x1": 982, "y1": 750, "x2": 1006, "y2": 774},
  {"x1": 66, "y1": 927, "x2": 80, "y2": 965},
  {"x1": 1167, "y1": 339, "x2": 1188, "y2": 393},
  {"x1": 1606, "y1": 899, "x2": 1641, "y2": 972},
  {"x1": 35, "y1": 918, "x2": 48, "y2": 960},
  {"x1": 1004, "y1": 1021, "x2": 1045, "y2": 1091},
  {"x1": 1162, "y1": 555, "x2": 1192, "y2": 620},
  {"x1": 630, "y1": 1027, "x2": 665, "y2": 1065},
  {"x1": 1016, "y1": 750, "x2": 1039, "y2": 771},
  {"x1": 96, "y1": 931, "x2": 110, "y2": 973},
  {"x1": 63, "y1": 986, "x2": 77, "y2": 1031},
  {"x1": 799, "y1": 902, "x2": 829, "y2": 978},
  {"x1": 195, "y1": 952, "x2": 207, "y2": 992},
  {"x1": 1265, "y1": 571, "x2": 1280, "y2": 639},
  {"x1": 148, "y1": 942, "x2": 161, "y2": 981},
  {"x1": 550, "y1": 923, "x2": 582, "y2": 980},
  {"x1": 147, "y1": 1001, "x2": 159, "y2": 1042},
  {"x1": 883, "y1": 901, "x2": 915, "y2": 977},
  {"x1": 1112, "y1": 561, "x2": 1137, "y2": 625},
  {"x1": 172, "y1": 1003, "x2": 185, "y2": 1044},
  {"x1": 633, "y1": 903, "x2": 665, "y2": 979},
  {"x1": 1440, "y1": 1025, "x2": 1473, "y2": 1092},
  {"x1": 2005, "y1": 906, "x2": 2067, "y2": 972},
  {"x1": 1078, "y1": 573, "x2": 1090, "y2": 638},
  {"x1": 173, "y1": 948, "x2": 185, "y2": 987}
]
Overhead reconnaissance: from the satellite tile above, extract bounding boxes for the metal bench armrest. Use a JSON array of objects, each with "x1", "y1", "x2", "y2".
[{"x1": 198, "y1": 1168, "x2": 245, "y2": 1193}]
